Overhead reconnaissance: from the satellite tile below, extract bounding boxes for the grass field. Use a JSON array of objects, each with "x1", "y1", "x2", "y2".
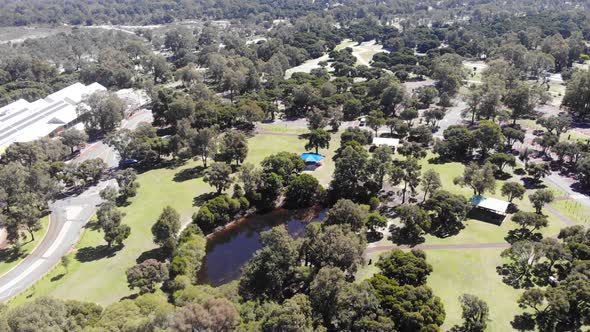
[
  {"x1": 0, "y1": 216, "x2": 49, "y2": 277},
  {"x1": 10, "y1": 133, "x2": 318, "y2": 306}
]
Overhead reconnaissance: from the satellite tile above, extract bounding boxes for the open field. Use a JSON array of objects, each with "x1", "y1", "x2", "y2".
[
  {"x1": 9, "y1": 133, "x2": 324, "y2": 306},
  {"x1": 285, "y1": 39, "x2": 386, "y2": 78},
  {"x1": 0, "y1": 216, "x2": 49, "y2": 277}
]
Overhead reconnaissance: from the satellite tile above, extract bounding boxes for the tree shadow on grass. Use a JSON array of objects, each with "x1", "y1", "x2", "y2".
[
  {"x1": 119, "y1": 293, "x2": 140, "y2": 302},
  {"x1": 135, "y1": 247, "x2": 167, "y2": 264},
  {"x1": 51, "y1": 273, "x2": 65, "y2": 282},
  {"x1": 75, "y1": 245, "x2": 120, "y2": 262},
  {"x1": 174, "y1": 166, "x2": 206, "y2": 182},
  {"x1": 193, "y1": 192, "x2": 219, "y2": 207},
  {"x1": 0, "y1": 246, "x2": 27, "y2": 264},
  {"x1": 84, "y1": 219, "x2": 101, "y2": 231}
]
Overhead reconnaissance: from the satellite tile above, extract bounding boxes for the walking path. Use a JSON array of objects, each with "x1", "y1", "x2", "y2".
[{"x1": 366, "y1": 242, "x2": 510, "y2": 254}]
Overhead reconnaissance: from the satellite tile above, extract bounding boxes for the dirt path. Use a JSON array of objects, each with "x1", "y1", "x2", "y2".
[
  {"x1": 545, "y1": 204, "x2": 577, "y2": 227},
  {"x1": 366, "y1": 242, "x2": 510, "y2": 254}
]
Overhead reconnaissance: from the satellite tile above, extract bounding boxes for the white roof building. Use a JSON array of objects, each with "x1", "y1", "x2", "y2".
[
  {"x1": 372, "y1": 137, "x2": 400, "y2": 147},
  {"x1": 0, "y1": 82, "x2": 106, "y2": 150},
  {"x1": 470, "y1": 195, "x2": 510, "y2": 216}
]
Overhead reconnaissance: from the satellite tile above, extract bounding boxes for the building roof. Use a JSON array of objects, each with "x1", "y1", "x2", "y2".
[
  {"x1": 471, "y1": 195, "x2": 510, "y2": 215},
  {"x1": 372, "y1": 137, "x2": 400, "y2": 147},
  {"x1": 301, "y1": 152, "x2": 325, "y2": 163},
  {"x1": 0, "y1": 82, "x2": 106, "y2": 149}
]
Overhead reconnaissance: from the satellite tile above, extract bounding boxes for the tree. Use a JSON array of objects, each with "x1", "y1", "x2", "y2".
[
  {"x1": 473, "y1": 120, "x2": 504, "y2": 158},
  {"x1": 284, "y1": 174, "x2": 323, "y2": 208},
  {"x1": 151, "y1": 206, "x2": 181, "y2": 255},
  {"x1": 503, "y1": 126, "x2": 525, "y2": 150},
  {"x1": 255, "y1": 172, "x2": 283, "y2": 211},
  {"x1": 487, "y1": 152, "x2": 516, "y2": 172},
  {"x1": 529, "y1": 189, "x2": 555, "y2": 214},
  {"x1": 99, "y1": 186, "x2": 118, "y2": 203},
  {"x1": 309, "y1": 267, "x2": 347, "y2": 329},
  {"x1": 562, "y1": 69, "x2": 590, "y2": 119},
  {"x1": 577, "y1": 155, "x2": 590, "y2": 188},
  {"x1": 239, "y1": 227, "x2": 298, "y2": 301},
  {"x1": 501, "y1": 182, "x2": 526, "y2": 203},
  {"x1": 219, "y1": 130, "x2": 248, "y2": 165},
  {"x1": 454, "y1": 162, "x2": 496, "y2": 196},
  {"x1": 305, "y1": 129, "x2": 331, "y2": 154},
  {"x1": 509, "y1": 211, "x2": 548, "y2": 242},
  {"x1": 4, "y1": 297, "x2": 102, "y2": 332},
  {"x1": 420, "y1": 169, "x2": 441, "y2": 203},
  {"x1": 376, "y1": 249, "x2": 432, "y2": 286},
  {"x1": 203, "y1": 162, "x2": 232, "y2": 194},
  {"x1": 390, "y1": 157, "x2": 421, "y2": 204},
  {"x1": 126, "y1": 259, "x2": 169, "y2": 294},
  {"x1": 366, "y1": 110, "x2": 385, "y2": 134},
  {"x1": 261, "y1": 152, "x2": 305, "y2": 185},
  {"x1": 77, "y1": 158, "x2": 107, "y2": 186},
  {"x1": 497, "y1": 240, "x2": 545, "y2": 288},
  {"x1": 367, "y1": 212, "x2": 387, "y2": 234},
  {"x1": 189, "y1": 128, "x2": 217, "y2": 168},
  {"x1": 526, "y1": 162, "x2": 550, "y2": 183},
  {"x1": 391, "y1": 204, "x2": 431, "y2": 244},
  {"x1": 262, "y1": 294, "x2": 314, "y2": 332},
  {"x1": 330, "y1": 145, "x2": 371, "y2": 202},
  {"x1": 533, "y1": 132, "x2": 558, "y2": 157},
  {"x1": 170, "y1": 227, "x2": 206, "y2": 282},
  {"x1": 369, "y1": 274, "x2": 445, "y2": 332},
  {"x1": 537, "y1": 115, "x2": 572, "y2": 137},
  {"x1": 304, "y1": 224, "x2": 366, "y2": 276},
  {"x1": 432, "y1": 53, "x2": 465, "y2": 98},
  {"x1": 306, "y1": 108, "x2": 327, "y2": 130},
  {"x1": 452, "y1": 294, "x2": 490, "y2": 332},
  {"x1": 114, "y1": 168, "x2": 139, "y2": 202},
  {"x1": 433, "y1": 125, "x2": 475, "y2": 161},
  {"x1": 170, "y1": 298, "x2": 239, "y2": 332},
  {"x1": 77, "y1": 91, "x2": 126, "y2": 134},
  {"x1": 504, "y1": 83, "x2": 537, "y2": 124},
  {"x1": 61, "y1": 129, "x2": 88, "y2": 154},
  {"x1": 424, "y1": 190, "x2": 470, "y2": 237},
  {"x1": 96, "y1": 202, "x2": 130, "y2": 248},
  {"x1": 325, "y1": 199, "x2": 368, "y2": 232}
]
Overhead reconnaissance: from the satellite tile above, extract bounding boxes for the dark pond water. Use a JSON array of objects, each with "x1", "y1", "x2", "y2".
[{"x1": 198, "y1": 207, "x2": 325, "y2": 286}]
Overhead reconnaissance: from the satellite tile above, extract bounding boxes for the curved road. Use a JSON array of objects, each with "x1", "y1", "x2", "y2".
[{"x1": 0, "y1": 110, "x2": 152, "y2": 302}]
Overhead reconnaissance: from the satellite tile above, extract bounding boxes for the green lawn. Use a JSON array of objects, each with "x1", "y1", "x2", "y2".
[
  {"x1": 427, "y1": 248, "x2": 522, "y2": 331},
  {"x1": 0, "y1": 216, "x2": 49, "y2": 277},
  {"x1": 11, "y1": 133, "x2": 314, "y2": 306},
  {"x1": 550, "y1": 199, "x2": 590, "y2": 225}
]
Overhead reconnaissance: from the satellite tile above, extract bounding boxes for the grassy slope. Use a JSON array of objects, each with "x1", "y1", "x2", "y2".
[
  {"x1": 10, "y1": 133, "x2": 315, "y2": 306},
  {"x1": 0, "y1": 216, "x2": 49, "y2": 277}
]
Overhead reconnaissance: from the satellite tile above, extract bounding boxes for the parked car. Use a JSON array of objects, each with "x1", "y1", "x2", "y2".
[{"x1": 119, "y1": 159, "x2": 138, "y2": 168}]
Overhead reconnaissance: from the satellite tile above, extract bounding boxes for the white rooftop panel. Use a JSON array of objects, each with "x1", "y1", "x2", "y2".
[{"x1": 373, "y1": 137, "x2": 400, "y2": 147}]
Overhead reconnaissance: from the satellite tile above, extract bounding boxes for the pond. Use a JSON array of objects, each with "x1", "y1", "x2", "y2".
[{"x1": 197, "y1": 206, "x2": 325, "y2": 286}]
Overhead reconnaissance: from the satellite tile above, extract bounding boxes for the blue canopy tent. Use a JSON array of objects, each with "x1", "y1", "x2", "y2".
[{"x1": 300, "y1": 152, "x2": 325, "y2": 164}]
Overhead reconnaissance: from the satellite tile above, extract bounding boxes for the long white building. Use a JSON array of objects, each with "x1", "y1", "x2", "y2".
[{"x1": 0, "y1": 82, "x2": 106, "y2": 150}]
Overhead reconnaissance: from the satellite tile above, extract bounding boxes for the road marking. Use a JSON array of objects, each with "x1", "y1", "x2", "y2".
[
  {"x1": 571, "y1": 194, "x2": 587, "y2": 200},
  {"x1": 0, "y1": 259, "x2": 44, "y2": 296},
  {"x1": 42, "y1": 221, "x2": 72, "y2": 259}
]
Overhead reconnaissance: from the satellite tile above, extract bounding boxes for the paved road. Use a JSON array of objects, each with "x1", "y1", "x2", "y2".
[{"x1": 0, "y1": 110, "x2": 152, "y2": 302}]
